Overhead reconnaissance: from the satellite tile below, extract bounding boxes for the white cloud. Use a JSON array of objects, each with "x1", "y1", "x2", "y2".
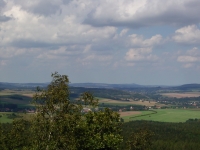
[
  {"x1": 173, "y1": 25, "x2": 200, "y2": 44},
  {"x1": 0, "y1": 47, "x2": 26, "y2": 58},
  {"x1": 80, "y1": 54, "x2": 112, "y2": 62},
  {"x1": 128, "y1": 34, "x2": 162, "y2": 47},
  {"x1": 177, "y1": 47, "x2": 200, "y2": 68},
  {"x1": 125, "y1": 48, "x2": 158, "y2": 62},
  {"x1": 11, "y1": 0, "x2": 63, "y2": 16},
  {"x1": 83, "y1": 0, "x2": 200, "y2": 28},
  {"x1": 177, "y1": 56, "x2": 199, "y2": 62},
  {"x1": 0, "y1": 0, "x2": 200, "y2": 84},
  {"x1": 119, "y1": 29, "x2": 129, "y2": 36},
  {"x1": 1, "y1": 1, "x2": 117, "y2": 49}
]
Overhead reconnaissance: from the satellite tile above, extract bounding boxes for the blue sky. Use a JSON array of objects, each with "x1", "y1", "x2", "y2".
[{"x1": 0, "y1": 0, "x2": 200, "y2": 85}]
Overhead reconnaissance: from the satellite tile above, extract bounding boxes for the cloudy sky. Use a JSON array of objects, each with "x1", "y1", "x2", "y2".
[{"x1": 0, "y1": 0, "x2": 200, "y2": 85}]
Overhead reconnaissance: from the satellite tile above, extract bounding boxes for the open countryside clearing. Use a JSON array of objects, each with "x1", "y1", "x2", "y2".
[
  {"x1": 119, "y1": 111, "x2": 141, "y2": 117},
  {"x1": 161, "y1": 92, "x2": 200, "y2": 98},
  {"x1": 99, "y1": 98, "x2": 158, "y2": 106},
  {"x1": 121, "y1": 109, "x2": 200, "y2": 122},
  {"x1": 0, "y1": 89, "x2": 34, "y2": 96}
]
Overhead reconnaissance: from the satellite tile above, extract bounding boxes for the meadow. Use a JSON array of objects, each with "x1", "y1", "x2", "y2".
[
  {"x1": 0, "y1": 112, "x2": 33, "y2": 123},
  {"x1": 0, "y1": 112, "x2": 14, "y2": 123},
  {"x1": 121, "y1": 109, "x2": 200, "y2": 122}
]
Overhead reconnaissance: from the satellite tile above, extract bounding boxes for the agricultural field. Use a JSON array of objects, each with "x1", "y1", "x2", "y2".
[
  {"x1": 0, "y1": 112, "x2": 33, "y2": 123},
  {"x1": 161, "y1": 92, "x2": 200, "y2": 98},
  {"x1": 0, "y1": 89, "x2": 34, "y2": 106},
  {"x1": 98, "y1": 98, "x2": 159, "y2": 107},
  {"x1": 121, "y1": 109, "x2": 200, "y2": 123},
  {"x1": 0, "y1": 89, "x2": 35, "y2": 97},
  {"x1": 0, "y1": 112, "x2": 14, "y2": 123},
  {"x1": 120, "y1": 111, "x2": 150, "y2": 122}
]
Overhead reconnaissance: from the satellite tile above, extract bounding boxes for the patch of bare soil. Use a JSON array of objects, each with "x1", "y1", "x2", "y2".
[
  {"x1": 162, "y1": 93, "x2": 200, "y2": 98},
  {"x1": 119, "y1": 111, "x2": 141, "y2": 117},
  {"x1": 22, "y1": 94, "x2": 34, "y2": 97}
]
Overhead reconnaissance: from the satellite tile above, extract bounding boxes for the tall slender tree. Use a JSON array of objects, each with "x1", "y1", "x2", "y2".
[{"x1": 31, "y1": 72, "x2": 122, "y2": 150}]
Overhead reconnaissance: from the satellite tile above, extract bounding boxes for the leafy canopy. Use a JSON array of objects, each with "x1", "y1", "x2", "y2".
[{"x1": 31, "y1": 72, "x2": 122, "y2": 150}]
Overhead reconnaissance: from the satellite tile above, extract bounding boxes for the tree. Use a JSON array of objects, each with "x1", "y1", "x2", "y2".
[
  {"x1": 1, "y1": 72, "x2": 154, "y2": 150},
  {"x1": 31, "y1": 72, "x2": 122, "y2": 150},
  {"x1": 0, "y1": 120, "x2": 31, "y2": 150},
  {"x1": 127, "y1": 128, "x2": 154, "y2": 150}
]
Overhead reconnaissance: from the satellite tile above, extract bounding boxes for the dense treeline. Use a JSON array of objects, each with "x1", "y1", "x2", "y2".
[
  {"x1": 122, "y1": 120, "x2": 200, "y2": 150},
  {"x1": 2, "y1": 119, "x2": 200, "y2": 150},
  {"x1": 0, "y1": 73, "x2": 124, "y2": 150}
]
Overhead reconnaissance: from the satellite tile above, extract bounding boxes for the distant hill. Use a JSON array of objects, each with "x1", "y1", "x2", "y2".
[
  {"x1": 0, "y1": 82, "x2": 48, "y2": 89},
  {"x1": 69, "y1": 83, "x2": 143, "y2": 89},
  {"x1": 1, "y1": 82, "x2": 200, "y2": 91},
  {"x1": 176, "y1": 84, "x2": 200, "y2": 90}
]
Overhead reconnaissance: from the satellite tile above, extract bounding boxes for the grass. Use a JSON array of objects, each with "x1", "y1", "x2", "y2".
[
  {"x1": 122, "y1": 111, "x2": 152, "y2": 122},
  {"x1": 0, "y1": 112, "x2": 15, "y2": 123},
  {"x1": 0, "y1": 112, "x2": 34, "y2": 123},
  {"x1": 123, "y1": 109, "x2": 200, "y2": 123}
]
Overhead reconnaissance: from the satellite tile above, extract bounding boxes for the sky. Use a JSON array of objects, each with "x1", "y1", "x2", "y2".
[{"x1": 0, "y1": 0, "x2": 200, "y2": 85}]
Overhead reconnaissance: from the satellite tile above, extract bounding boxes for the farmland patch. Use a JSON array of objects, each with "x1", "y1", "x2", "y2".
[{"x1": 161, "y1": 92, "x2": 200, "y2": 98}]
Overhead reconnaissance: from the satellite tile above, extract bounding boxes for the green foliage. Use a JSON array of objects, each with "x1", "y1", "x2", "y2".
[
  {"x1": 30, "y1": 72, "x2": 123, "y2": 150},
  {"x1": 0, "y1": 120, "x2": 30, "y2": 150},
  {"x1": 127, "y1": 128, "x2": 154, "y2": 150},
  {"x1": 76, "y1": 108, "x2": 122, "y2": 150},
  {"x1": 122, "y1": 120, "x2": 200, "y2": 150},
  {"x1": 0, "y1": 72, "x2": 155, "y2": 150},
  {"x1": 0, "y1": 124, "x2": 7, "y2": 150}
]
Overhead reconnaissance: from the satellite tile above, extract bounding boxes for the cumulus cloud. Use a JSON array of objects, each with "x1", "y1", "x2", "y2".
[
  {"x1": 177, "y1": 56, "x2": 199, "y2": 62},
  {"x1": 11, "y1": 0, "x2": 62, "y2": 16},
  {"x1": 77, "y1": 54, "x2": 112, "y2": 63},
  {"x1": 128, "y1": 34, "x2": 163, "y2": 47},
  {"x1": 0, "y1": 15, "x2": 11, "y2": 22},
  {"x1": 83, "y1": 0, "x2": 200, "y2": 28},
  {"x1": 125, "y1": 48, "x2": 158, "y2": 62},
  {"x1": 1, "y1": 2, "x2": 118, "y2": 49},
  {"x1": 36, "y1": 46, "x2": 84, "y2": 59},
  {"x1": 177, "y1": 47, "x2": 200, "y2": 68},
  {"x1": 0, "y1": 0, "x2": 200, "y2": 84},
  {"x1": 173, "y1": 25, "x2": 200, "y2": 45},
  {"x1": 0, "y1": 0, "x2": 12, "y2": 22},
  {"x1": 0, "y1": 47, "x2": 27, "y2": 58}
]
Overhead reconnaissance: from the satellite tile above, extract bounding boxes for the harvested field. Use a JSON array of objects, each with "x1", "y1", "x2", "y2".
[
  {"x1": 99, "y1": 98, "x2": 157, "y2": 106},
  {"x1": 119, "y1": 111, "x2": 141, "y2": 117},
  {"x1": 0, "y1": 89, "x2": 34, "y2": 96},
  {"x1": 22, "y1": 93, "x2": 34, "y2": 97},
  {"x1": 162, "y1": 92, "x2": 200, "y2": 98}
]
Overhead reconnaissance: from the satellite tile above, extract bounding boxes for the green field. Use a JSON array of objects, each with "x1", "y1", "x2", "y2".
[
  {"x1": 0, "y1": 112, "x2": 15, "y2": 123},
  {"x1": 122, "y1": 109, "x2": 200, "y2": 122},
  {"x1": 0, "y1": 112, "x2": 34, "y2": 123},
  {"x1": 122, "y1": 111, "x2": 152, "y2": 122}
]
